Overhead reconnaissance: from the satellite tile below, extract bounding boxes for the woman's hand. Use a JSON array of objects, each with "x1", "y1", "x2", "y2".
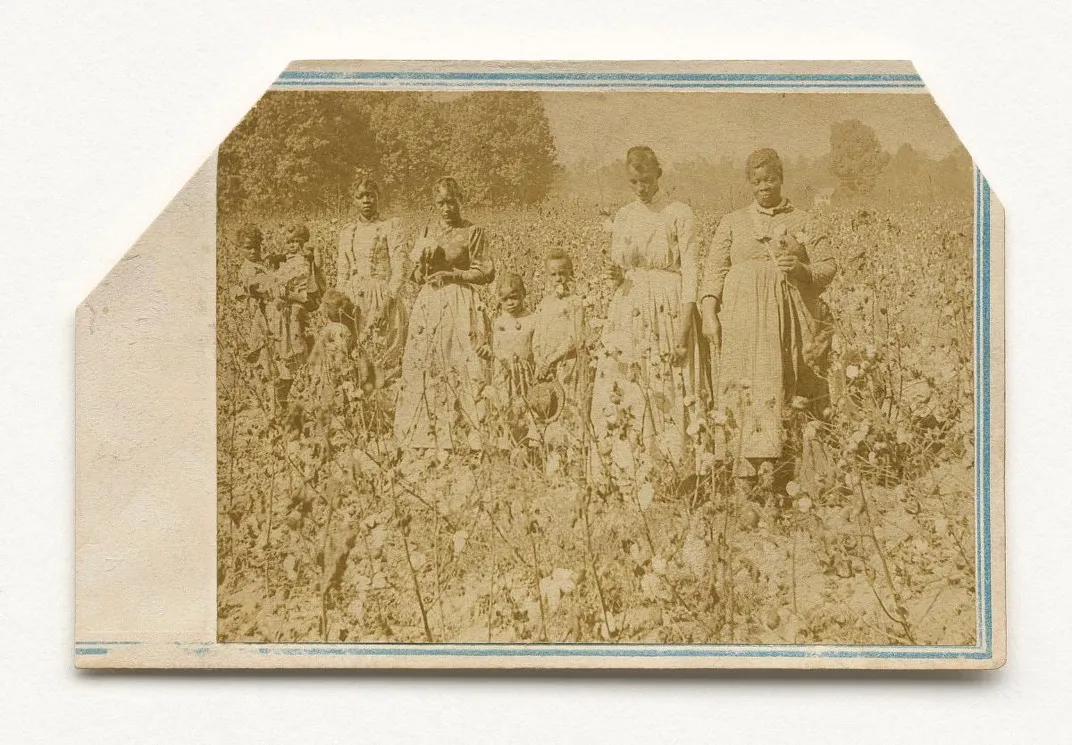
[
  {"x1": 602, "y1": 262, "x2": 624, "y2": 288},
  {"x1": 700, "y1": 296, "x2": 721, "y2": 347},
  {"x1": 426, "y1": 269, "x2": 458, "y2": 288},
  {"x1": 672, "y1": 304, "x2": 696, "y2": 364},
  {"x1": 776, "y1": 254, "x2": 811, "y2": 283},
  {"x1": 476, "y1": 343, "x2": 493, "y2": 361}
]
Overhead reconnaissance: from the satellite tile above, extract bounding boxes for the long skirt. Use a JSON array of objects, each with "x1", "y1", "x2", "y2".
[
  {"x1": 393, "y1": 283, "x2": 489, "y2": 451},
  {"x1": 589, "y1": 268, "x2": 707, "y2": 481},
  {"x1": 714, "y1": 258, "x2": 829, "y2": 474},
  {"x1": 348, "y1": 278, "x2": 407, "y2": 371}
]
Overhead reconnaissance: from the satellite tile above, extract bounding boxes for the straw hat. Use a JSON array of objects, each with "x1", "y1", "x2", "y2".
[{"x1": 525, "y1": 380, "x2": 565, "y2": 423}]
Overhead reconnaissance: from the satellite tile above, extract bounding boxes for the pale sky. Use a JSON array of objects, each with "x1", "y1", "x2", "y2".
[{"x1": 539, "y1": 92, "x2": 962, "y2": 166}]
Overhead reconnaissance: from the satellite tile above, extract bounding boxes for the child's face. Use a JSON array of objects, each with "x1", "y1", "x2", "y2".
[
  {"x1": 241, "y1": 236, "x2": 262, "y2": 259},
  {"x1": 285, "y1": 236, "x2": 306, "y2": 255},
  {"x1": 500, "y1": 288, "x2": 525, "y2": 316},
  {"x1": 546, "y1": 259, "x2": 573, "y2": 297}
]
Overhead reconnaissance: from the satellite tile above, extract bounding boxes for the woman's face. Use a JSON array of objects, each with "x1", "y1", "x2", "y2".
[
  {"x1": 354, "y1": 184, "x2": 378, "y2": 219},
  {"x1": 435, "y1": 188, "x2": 461, "y2": 224},
  {"x1": 749, "y1": 165, "x2": 783, "y2": 208},
  {"x1": 627, "y1": 165, "x2": 660, "y2": 204}
]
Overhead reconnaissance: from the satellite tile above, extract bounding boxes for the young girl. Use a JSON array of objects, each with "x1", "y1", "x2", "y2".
[
  {"x1": 479, "y1": 272, "x2": 537, "y2": 400},
  {"x1": 476, "y1": 273, "x2": 538, "y2": 451},
  {"x1": 265, "y1": 223, "x2": 322, "y2": 417}
]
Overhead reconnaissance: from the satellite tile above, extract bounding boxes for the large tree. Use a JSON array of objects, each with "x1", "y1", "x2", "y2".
[
  {"x1": 218, "y1": 91, "x2": 374, "y2": 214},
  {"x1": 218, "y1": 91, "x2": 560, "y2": 214},
  {"x1": 443, "y1": 92, "x2": 560, "y2": 206},
  {"x1": 829, "y1": 119, "x2": 891, "y2": 198}
]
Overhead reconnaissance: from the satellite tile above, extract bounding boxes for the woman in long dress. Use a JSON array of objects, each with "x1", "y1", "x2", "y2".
[
  {"x1": 394, "y1": 177, "x2": 495, "y2": 452},
  {"x1": 699, "y1": 148, "x2": 837, "y2": 492},
  {"x1": 590, "y1": 146, "x2": 706, "y2": 484},
  {"x1": 335, "y1": 174, "x2": 408, "y2": 373}
]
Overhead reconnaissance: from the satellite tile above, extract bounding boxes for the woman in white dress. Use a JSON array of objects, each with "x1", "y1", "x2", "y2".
[{"x1": 590, "y1": 146, "x2": 707, "y2": 484}]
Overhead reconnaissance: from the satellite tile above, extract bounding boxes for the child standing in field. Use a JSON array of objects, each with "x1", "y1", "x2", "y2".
[
  {"x1": 479, "y1": 272, "x2": 537, "y2": 400},
  {"x1": 532, "y1": 248, "x2": 586, "y2": 393},
  {"x1": 298, "y1": 289, "x2": 380, "y2": 440},
  {"x1": 265, "y1": 224, "x2": 323, "y2": 417},
  {"x1": 230, "y1": 225, "x2": 271, "y2": 380}
]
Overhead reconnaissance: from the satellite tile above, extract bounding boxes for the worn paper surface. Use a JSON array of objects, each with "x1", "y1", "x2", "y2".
[{"x1": 75, "y1": 60, "x2": 1005, "y2": 669}]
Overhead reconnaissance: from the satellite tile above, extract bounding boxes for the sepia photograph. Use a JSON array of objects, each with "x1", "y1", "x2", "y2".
[{"x1": 213, "y1": 79, "x2": 987, "y2": 649}]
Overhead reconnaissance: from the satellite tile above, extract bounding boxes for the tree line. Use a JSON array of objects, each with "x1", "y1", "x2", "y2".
[
  {"x1": 219, "y1": 92, "x2": 972, "y2": 216},
  {"x1": 218, "y1": 91, "x2": 561, "y2": 215}
]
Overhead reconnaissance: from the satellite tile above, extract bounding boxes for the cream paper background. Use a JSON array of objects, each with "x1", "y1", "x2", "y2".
[
  {"x1": 6, "y1": 0, "x2": 1066, "y2": 740},
  {"x1": 73, "y1": 60, "x2": 1004, "y2": 669}
]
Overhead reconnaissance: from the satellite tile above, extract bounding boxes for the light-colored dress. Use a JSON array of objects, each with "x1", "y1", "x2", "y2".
[
  {"x1": 700, "y1": 199, "x2": 836, "y2": 467},
  {"x1": 335, "y1": 216, "x2": 408, "y2": 367},
  {"x1": 394, "y1": 220, "x2": 494, "y2": 451},
  {"x1": 490, "y1": 311, "x2": 537, "y2": 398},
  {"x1": 532, "y1": 294, "x2": 584, "y2": 391},
  {"x1": 590, "y1": 190, "x2": 705, "y2": 471}
]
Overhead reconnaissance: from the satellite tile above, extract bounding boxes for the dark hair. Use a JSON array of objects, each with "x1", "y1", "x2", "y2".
[
  {"x1": 352, "y1": 171, "x2": 381, "y2": 197},
  {"x1": 434, "y1": 176, "x2": 464, "y2": 204},
  {"x1": 545, "y1": 248, "x2": 574, "y2": 276},
  {"x1": 237, "y1": 224, "x2": 263, "y2": 248},
  {"x1": 498, "y1": 271, "x2": 526, "y2": 297},
  {"x1": 287, "y1": 223, "x2": 310, "y2": 244},
  {"x1": 745, "y1": 148, "x2": 784, "y2": 180},
  {"x1": 625, "y1": 145, "x2": 662, "y2": 176},
  {"x1": 321, "y1": 289, "x2": 358, "y2": 327}
]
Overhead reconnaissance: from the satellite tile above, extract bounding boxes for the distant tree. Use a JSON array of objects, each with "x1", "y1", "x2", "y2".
[
  {"x1": 829, "y1": 119, "x2": 891, "y2": 198},
  {"x1": 443, "y1": 92, "x2": 559, "y2": 206},
  {"x1": 935, "y1": 144, "x2": 973, "y2": 201},
  {"x1": 218, "y1": 92, "x2": 374, "y2": 215},
  {"x1": 365, "y1": 93, "x2": 449, "y2": 209},
  {"x1": 218, "y1": 91, "x2": 561, "y2": 214}
]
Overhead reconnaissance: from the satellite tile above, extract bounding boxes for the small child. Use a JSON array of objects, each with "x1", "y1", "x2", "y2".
[
  {"x1": 231, "y1": 225, "x2": 271, "y2": 374},
  {"x1": 298, "y1": 289, "x2": 380, "y2": 438},
  {"x1": 265, "y1": 224, "x2": 322, "y2": 416},
  {"x1": 479, "y1": 273, "x2": 537, "y2": 400},
  {"x1": 532, "y1": 248, "x2": 585, "y2": 389}
]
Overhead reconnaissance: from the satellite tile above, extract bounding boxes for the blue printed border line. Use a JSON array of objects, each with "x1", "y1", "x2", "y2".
[
  {"x1": 76, "y1": 171, "x2": 995, "y2": 664},
  {"x1": 271, "y1": 70, "x2": 926, "y2": 90}
]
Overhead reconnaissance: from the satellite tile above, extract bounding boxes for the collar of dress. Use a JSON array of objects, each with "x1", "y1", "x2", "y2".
[
  {"x1": 637, "y1": 190, "x2": 670, "y2": 211},
  {"x1": 752, "y1": 199, "x2": 794, "y2": 216}
]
